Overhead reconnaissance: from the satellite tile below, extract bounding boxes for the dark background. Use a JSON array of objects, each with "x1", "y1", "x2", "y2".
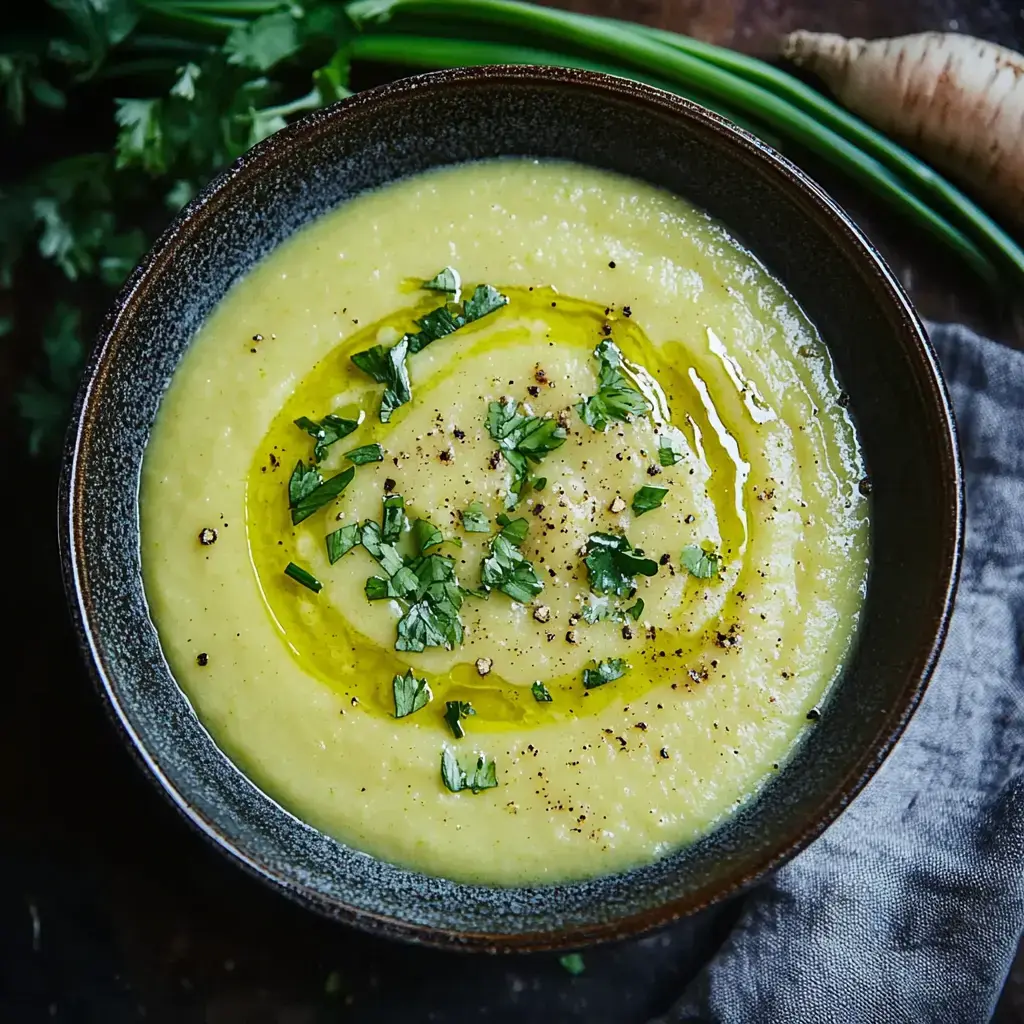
[{"x1": 4, "y1": 1, "x2": 1024, "y2": 1022}]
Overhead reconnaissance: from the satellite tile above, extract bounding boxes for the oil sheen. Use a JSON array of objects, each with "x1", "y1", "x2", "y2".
[{"x1": 141, "y1": 159, "x2": 869, "y2": 885}]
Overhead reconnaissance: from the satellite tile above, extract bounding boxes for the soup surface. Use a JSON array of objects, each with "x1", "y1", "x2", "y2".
[{"x1": 141, "y1": 159, "x2": 869, "y2": 885}]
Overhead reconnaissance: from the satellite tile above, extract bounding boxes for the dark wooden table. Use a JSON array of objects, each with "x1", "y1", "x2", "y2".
[{"x1": 3, "y1": 2, "x2": 1022, "y2": 1022}]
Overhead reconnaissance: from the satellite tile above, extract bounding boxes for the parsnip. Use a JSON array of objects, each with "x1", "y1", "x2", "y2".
[{"x1": 783, "y1": 31, "x2": 1024, "y2": 229}]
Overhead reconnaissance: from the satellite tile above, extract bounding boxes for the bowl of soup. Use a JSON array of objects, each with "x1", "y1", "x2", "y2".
[{"x1": 60, "y1": 66, "x2": 961, "y2": 949}]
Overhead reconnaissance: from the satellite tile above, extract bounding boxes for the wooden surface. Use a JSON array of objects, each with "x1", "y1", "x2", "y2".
[{"x1": 3, "y1": 2, "x2": 1023, "y2": 1022}]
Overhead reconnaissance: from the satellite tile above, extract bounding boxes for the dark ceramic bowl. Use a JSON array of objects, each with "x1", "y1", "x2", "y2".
[{"x1": 59, "y1": 66, "x2": 962, "y2": 951}]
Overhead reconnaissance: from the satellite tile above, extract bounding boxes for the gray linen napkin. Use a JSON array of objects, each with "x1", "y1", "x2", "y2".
[{"x1": 657, "y1": 323, "x2": 1024, "y2": 1024}]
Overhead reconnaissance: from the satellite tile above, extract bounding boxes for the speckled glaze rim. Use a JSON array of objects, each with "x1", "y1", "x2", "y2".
[{"x1": 59, "y1": 65, "x2": 963, "y2": 952}]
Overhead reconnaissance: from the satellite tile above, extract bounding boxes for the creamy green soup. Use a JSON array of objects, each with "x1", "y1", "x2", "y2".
[{"x1": 141, "y1": 159, "x2": 869, "y2": 886}]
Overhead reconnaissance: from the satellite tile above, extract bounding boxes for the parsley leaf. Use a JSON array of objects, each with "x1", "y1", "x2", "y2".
[
  {"x1": 393, "y1": 669, "x2": 431, "y2": 718},
  {"x1": 326, "y1": 523, "x2": 361, "y2": 564},
  {"x1": 288, "y1": 459, "x2": 322, "y2": 507},
  {"x1": 463, "y1": 283, "x2": 508, "y2": 321},
  {"x1": 583, "y1": 658, "x2": 628, "y2": 689},
  {"x1": 533, "y1": 477, "x2": 547, "y2": 491},
  {"x1": 632, "y1": 485, "x2": 668, "y2": 516},
  {"x1": 584, "y1": 532, "x2": 659, "y2": 596},
  {"x1": 408, "y1": 305, "x2": 464, "y2": 354},
  {"x1": 114, "y1": 98, "x2": 164, "y2": 173},
  {"x1": 351, "y1": 336, "x2": 411, "y2": 423},
  {"x1": 532, "y1": 681, "x2": 553, "y2": 702},
  {"x1": 381, "y1": 494, "x2": 407, "y2": 542},
  {"x1": 295, "y1": 413, "x2": 359, "y2": 462},
  {"x1": 486, "y1": 398, "x2": 567, "y2": 509},
  {"x1": 224, "y1": 10, "x2": 302, "y2": 72},
  {"x1": 626, "y1": 598, "x2": 645, "y2": 621},
  {"x1": 411, "y1": 518, "x2": 443, "y2": 554},
  {"x1": 582, "y1": 596, "x2": 613, "y2": 623},
  {"x1": 658, "y1": 428, "x2": 686, "y2": 467},
  {"x1": 290, "y1": 466, "x2": 355, "y2": 525},
  {"x1": 576, "y1": 340, "x2": 649, "y2": 431},
  {"x1": 441, "y1": 748, "x2": 498, "y2": 793},
  {"x1": 345, "y1": 442, "x2": 384, "y2": 465},
  {"x1": 444, "y1": 700, "x2": 476, "y2": 739},
  {"x1": 680, "y1": 544, "x2": 721, "y2": 579},
  {"x1": 284, "y1": 562, "x2": 321, "y2": 593},
  {"x1": 423, "y1": 265, "x2": 461, "y2": 301},
  {"x1": 460, "y1": 501, "x2": 490, "y2": 533},
  {"x1": 481, "y1": 519, "x2": 543, "y2": 604}
]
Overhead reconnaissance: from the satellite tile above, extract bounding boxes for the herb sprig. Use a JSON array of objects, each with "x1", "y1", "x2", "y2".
[
  {"x1": 584, "y1": 532, "x2": 659, "y2": 596},
  {"x1": 576, "y1": 340, "x2": 649, "y2": 431},
  {"x1": 441, "y1": 748, "x2": 498, "y2": 793},
  {"x1": 486, "y1": 398, "x2": 567, "y2": 509},
  {"x1": 480, "y1": 515, "x2": 544, "y2": 603}
]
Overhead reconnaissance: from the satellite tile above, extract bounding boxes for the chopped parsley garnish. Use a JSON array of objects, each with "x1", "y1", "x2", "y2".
[
  {"x1": 381, "y1": 493, "x2": 407, "y2": 543},
  {"x1": 353, "y1": 276, "x2": 508, "y2": 420},
  {"x1": 532, "y1": 681, "x2": 553, "y2": 702},
  {"x1": 559, "y1": 954, "x2": 586, "y2": 976},
  {"x1": 632, "y1": 485, "x2": 668, "y2": 516},
  {"x1": 460, "y1": 501, "x2": 490, "y2": 533},
  {"x1": 658, "y1": 428, "x2": 686, "y2": 467},
  {"x1": 464, "y1": 283, "x2": 508, "y2": 321},
  {"x1": 533, "y1": 477, "x2": 547, "y2": 491},
  {"x1": 486, "y1": 398, "x2": 567, "y2": 509},
  {"x1": 481, "y1": 517, "x2": 544, "y2": 604},
  {"x1": 294, "y1": 413, "x2": 359, "y2": 462},
  {"x1": 325, "y1": 523, "x2": 360, "y2": 564},
  {"x1": 408, "y1": 305, "x2": 464, "y2": 355},
  {"x1": 680, "y1": 544, "x2": 721, "y2": 579},
  {"x1": 345, "y1": 442, "x2": 384, "y2": 465},
  {"x1": 423, "y1": 266, "x2": 461, "y2": 300},
  {"x1": 626, "y1": 598, "x2": 645, "y2": 621},
  {"x1": 289, "y1": 464, "x2": 355, "y2": 525},
  {"x1": 444, "y1": 700, "x2": 476, "y2": 739},
  {"x1": 576, "y1": 340, "x2": 649, "y2": 431},
  {"x1": 583, "y1": 658, "x2": 628, "y2": 689},
  {"x1": 584, "y1": 532, "x2": 659, "y2": 596},
  {"x1": 411, "y1": 518, "x2": 443, "y2": 554},
  {"x1": 351, "y1": 336, "x2": 412, "y2": 423},
  {"x1": 393, "y1": 669, "x2": 431, "y2": 718},
  {"x1": 284, "y1": 562, "x2": 321, "y2": 593},
  {"x1": 441, "y1": 748, "x2": 498, "y2": 793}
]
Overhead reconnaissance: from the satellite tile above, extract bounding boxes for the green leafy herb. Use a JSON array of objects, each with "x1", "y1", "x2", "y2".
[
  {"x1": 481, "y1": 519, "x2": 544, "y2": 604},
  {"x1": 288, "y1": 459, "x2": 322, "y2": 507},
  {"x1": 680, "y1": 544, "x2": 722, "y2": 580},
  {"x1": 294, "y1": 413, "x2": 359, "y2": 462},
  {"x1": 658, "y1": 428, "x2": 686, "y2": 467},
  {"x1": 584, "y1": 532, "x2": 659, "y2": 596},
  {"x1": 381, "y1": 494, "x2": 407, "y2": 543},
  {"x1": 423, "y1": 265, "x2": 461, "y2": 300},
  {"x1": 345, "y1": 442, "x2": 384, "y2": 465},
  {"x1": 393, "y1": 669, "x2": 431, "y2": 718},
  {"x1": 496, "y1": 515, "x2": 529, "y2": 546},
  {"x1": 284, "y1": 562, "x2": 321, "y2": 594},
  {"x1": 460, "y1": 501, "x2": 490, "y2": 533},
  {"x1": 576, "y1": 340, "x2": 649, "y2": 431},
  {"x1": 463, "y1": 283, "x2": 508, "y2": 321},
  {"x1": 408, "y1": 305, "x2": 464, "y2": 354},
  {"x1": 632, "y1": 485, "x2": 669, "y2": 516},
  {"x1": 444, "y1": 700, "x2": 476, "y2": 739},
  {"x1": 441, "y1": 748, "x2": 498, "y2": 794},
  {"x1": 290, "y1": 466, "x2": 356, "y2": 525},
  {"x1": 486, "y1": 398, "x2": 567, "y2": 509},
  {"x1": 351, "y1": 336, "x2": 412, "y2": 423},
  {"x1": 559, "y1": 953, "x2": 586, "y2": 976},
  {"x1": 412, "y1": 518, "x2": 443, "y2": 554},
  {"x1": 533, "y1": 477, "x2": 547, "y2": 491},
  {"x1": 326, "y1": 523, "x2": 361, "y2": 564},
  {"x1": 532, "y1": 681, "x2": 553, "y2": 702},
  {"x1": 626, "y1": 598, "x2": 645, "y2": 621},
  {"x1": 583, "y1": 658, "x2": 628, "y2": 689}
]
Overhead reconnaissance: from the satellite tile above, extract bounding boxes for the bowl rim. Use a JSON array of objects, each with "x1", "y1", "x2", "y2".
[{"x1": 58, "y1": 63, "x2": 964, "y2": 952}]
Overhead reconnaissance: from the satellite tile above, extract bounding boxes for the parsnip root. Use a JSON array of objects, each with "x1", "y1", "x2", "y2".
[{"x1": 783, "y1": 30, "x2": 1024, "y2": 229}]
